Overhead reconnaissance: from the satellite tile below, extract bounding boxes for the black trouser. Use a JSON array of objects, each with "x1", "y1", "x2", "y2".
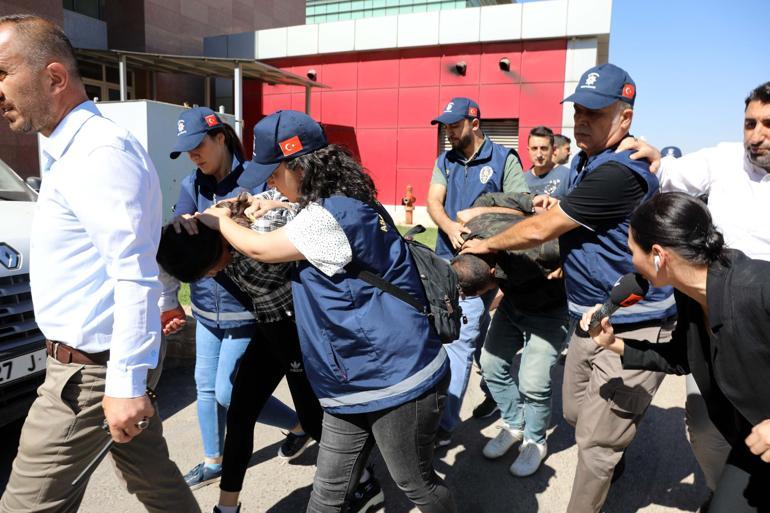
[
  {"x1": 710, "y1": 446, "x2": 770, "y2": 513},
  {"x1": 220, "y1": 316, "x2": 323, "y2": 492}
]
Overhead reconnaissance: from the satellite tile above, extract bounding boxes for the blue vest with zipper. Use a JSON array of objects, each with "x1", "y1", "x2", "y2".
[
  {"x1": 176, "y1": 158, "x2": 266, "y2": 329},
  {"x1": 560, "y1": 147, "x2": 676, "y2": 324},
  {"x1": 291, "y1": 196, "x2": 448, "y2": 414},
  {"x1": 435, "y1": 138, "x2": 517, "y2": 259}
]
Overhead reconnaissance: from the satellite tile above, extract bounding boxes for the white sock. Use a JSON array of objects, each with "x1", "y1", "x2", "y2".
[
  {"x1": 215, "y1": 505, "x2": 239, "y2": 513},
  {"x1": 359, "y1": 467, "x2": 371, "y2": 483}
]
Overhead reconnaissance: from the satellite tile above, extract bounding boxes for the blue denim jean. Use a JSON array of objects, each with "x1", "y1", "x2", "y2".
[
  {"x1": 479, "y1": 298, "x2": 569, "y2": 444},
  {"x1": 195, "y1": 322, "x2": 298, "y2": 458},
  {"x1": 439, "y1": 288, "x2": 496, "y2": 433}
]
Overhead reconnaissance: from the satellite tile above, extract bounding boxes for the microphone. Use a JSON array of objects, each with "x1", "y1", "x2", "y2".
[{"x1": 588, "y1": 272, "x2": 649, "y2": 330}]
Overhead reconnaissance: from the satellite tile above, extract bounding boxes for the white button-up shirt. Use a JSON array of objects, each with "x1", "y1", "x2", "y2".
[
  {"x1": 658, "y1": 142, "x2": 770, "y2": 261},
  {"x1": 31, "y1": 101, "x2": 163, "y2": 398}
]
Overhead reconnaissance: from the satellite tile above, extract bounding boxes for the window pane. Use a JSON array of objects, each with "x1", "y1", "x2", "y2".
[
  {"x1": 78, "y1": 60, "x2": 102, "y2": 80},
  {"x1": 85, "y1": 84, "x2": 101, "y2": 101}
]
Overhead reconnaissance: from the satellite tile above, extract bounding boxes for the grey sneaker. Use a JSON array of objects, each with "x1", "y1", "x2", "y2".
[
  {"x1": 277, "y1": 431, "x2": 312, "y2": 461},
  {"x1": 509, "y1": 440, "x2": 547, "y2": 477},
  {"x1": 184, "y1": 462, "x2": 221, "y2": 490},
  {"x1": 482, "y1": 423, "x2": 523, "y2": 459}
]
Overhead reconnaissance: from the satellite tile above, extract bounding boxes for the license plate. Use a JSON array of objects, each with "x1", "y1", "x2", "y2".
[{"x1": 0, "y1": 349, "x2": 47, "y2": 386}]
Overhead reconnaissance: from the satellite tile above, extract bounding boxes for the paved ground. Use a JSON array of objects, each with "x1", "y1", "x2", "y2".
[{"x1": 1, "y1": 350, "x2": 709, "y2": 513}]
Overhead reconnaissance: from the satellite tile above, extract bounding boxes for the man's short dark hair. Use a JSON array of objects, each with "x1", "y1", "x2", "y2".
[
  {"x1": 157, "y1": 223, "x2": 224, "y2": 283},
  {"x1": 450, "y1": 253, "x2": 496, "y2": 297},
  {"x1": 528, "y1": 125, "x2": 555, "y2": 146},
  {"x1": 553, "y1": 134, "x2": 571, "y2": 147},
  {"x1": 0, "y1": 14, "x2": 80, "y2": 79},
  {"x1": 745, "y1": 82, "x2": 770, "y2": 109}
]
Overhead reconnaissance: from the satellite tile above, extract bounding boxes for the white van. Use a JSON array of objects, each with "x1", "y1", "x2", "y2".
[{"x1": 0, "y1": 159, "x2": 45, "y2": 427}]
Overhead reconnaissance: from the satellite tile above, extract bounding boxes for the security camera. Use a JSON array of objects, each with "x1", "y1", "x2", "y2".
[
  {"x1": 499, "y1": 58, "x2": 511, "y2": 71},
  {"x1": 455, "y1": 61, "x2": 467, "y2": 76},
  {"x1": 307, "y1": 69, "x2": 317, "y2": 81}
]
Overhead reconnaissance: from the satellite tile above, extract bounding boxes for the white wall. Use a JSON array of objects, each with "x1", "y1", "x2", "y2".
[{"x1": 208, "y1": 0, "x2": 612, "y2": 60}]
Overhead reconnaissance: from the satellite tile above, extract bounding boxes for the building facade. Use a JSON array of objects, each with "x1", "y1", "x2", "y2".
[
  {"x1": 207, "y1": 0, "x2": 612, "y2": 219},
  {"x1": 0, "y1": 0, "x2": 305, "y2": 178}
]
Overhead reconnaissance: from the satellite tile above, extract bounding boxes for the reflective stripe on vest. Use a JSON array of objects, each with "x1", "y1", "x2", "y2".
[
  {"x1": 317, "y1": 348, "x2": 447, "y2": 409},
  {"x1": 191, "y1": 304, "x2": 256, "y2": 322}
]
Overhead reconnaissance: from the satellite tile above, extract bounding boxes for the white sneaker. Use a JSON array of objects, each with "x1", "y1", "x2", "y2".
[
  {"x1": 482, "y1": 424, "x2": 523, "y2": 459},
  {"x1": 509, "y1": 440, "x2": 547, "y2": 477}
]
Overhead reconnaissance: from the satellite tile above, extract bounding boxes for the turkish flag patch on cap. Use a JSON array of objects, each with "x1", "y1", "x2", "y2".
[
  {"x1": 279, "y1": 135, "x2": 303, "y2": 157},
  {"x1": 468, "y1": 106, "x2": 478, "y2": 117},
  {"x1": 204, "y1": 114, "x2": 220, "y2": 127},
  {"x1": 621, "y1": 83, "x2": 635, "y2": 99}
]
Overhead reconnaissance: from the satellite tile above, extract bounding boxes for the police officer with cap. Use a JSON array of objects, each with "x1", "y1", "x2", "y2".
[
  {"x1": 462, "y1": 63, "x2": 677, "y2": 513},
  {"x1": 426, "y1": 97, "x2": 529, "y2": 445}
]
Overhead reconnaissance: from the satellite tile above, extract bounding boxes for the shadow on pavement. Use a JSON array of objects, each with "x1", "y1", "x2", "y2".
[{"x1": 155, "y1": 364, "x2": 197, "y2": 419}]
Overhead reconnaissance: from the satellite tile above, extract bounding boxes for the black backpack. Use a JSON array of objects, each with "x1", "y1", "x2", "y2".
[{"x1": 347, "y1": 210, "x2": 464, "y2": 344}]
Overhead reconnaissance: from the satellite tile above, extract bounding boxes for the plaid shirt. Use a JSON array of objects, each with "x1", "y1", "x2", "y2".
[{"x1": 224, "y1": 189, "x2": 297, "y2": 323}]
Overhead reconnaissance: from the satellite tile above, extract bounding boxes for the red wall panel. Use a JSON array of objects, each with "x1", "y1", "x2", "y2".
[
  {"x1": 521, "y1": 40, "x2": 567, "y2": 84},
  {"x1": 320, "y1": 90, "x2": 357, "y2": 126},
  {"x1": 261, "y1": 38, "x2": 568, "y2": 206},
  {"x1": 480, "y1": 42, "x2": 523, "y2": 85},
  {"x1": 398, "y1": 87, "x2": 440, "y2": 128},
  {"x1": 479, "y1": 83, "x2": 521, "y2": 119},
  {"x1": 399, "y1": 48, "x2": 441, "y2": 87},
  {"x1": 357, "y1": 89, "x2": 399, "y2": 129},
  {"x1": 358, "y1": 50, "x2": 401, "y2": 90},
  {"x1": 397, "y1": 128, "x2": 439, "y2": 169},
  {"x1": 440, "y1": 44, "x2": 481, "y2": 86},
  {"x1": 357, "y1": 128, "x2": 398, "y2": 203}
]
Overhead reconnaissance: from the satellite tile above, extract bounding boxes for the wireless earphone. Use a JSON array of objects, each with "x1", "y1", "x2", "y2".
[{"x1": 653, "y1": 255, "x2": 661, "y2": 272}]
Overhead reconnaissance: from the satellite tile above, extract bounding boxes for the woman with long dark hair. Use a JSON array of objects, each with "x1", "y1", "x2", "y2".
[
  {"x1": 582, "y1": 192, "x2": 770, "y2": 512},
  {"x1": 167, "y1": 107, "x2": 306, "y2": 489},
  {"x1": 197, "y1": 110, "x2": 455, "y2": 513}
]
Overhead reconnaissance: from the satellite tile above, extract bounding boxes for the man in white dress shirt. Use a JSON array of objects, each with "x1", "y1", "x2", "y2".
[{"x1": 0, "y1": 15, "x2": 199, "y2": 512}]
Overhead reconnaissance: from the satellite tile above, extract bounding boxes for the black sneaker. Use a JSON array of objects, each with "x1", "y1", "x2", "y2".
[
  {"x1": 435, "y1": 427, "x2": 452, "y2": 449},
  {"x1": 184, "y1": 462, "x2": 222, "y2": 490},
  {"x1": 472, "y1": 395, "x2": 500, "y2": 419},
  {"x1": 348, "y1": 467, "x2": 385, "y2": 513},
  {"x1": 277, "y1": 431, "x2": 312, "y2": 461}
]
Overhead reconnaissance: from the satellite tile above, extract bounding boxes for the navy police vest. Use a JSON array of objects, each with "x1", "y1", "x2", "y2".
[
  {"x1": 560, "y1": 148, "x2": 676, "y2": 324},
  {"x1": 291, "y1": 196, "x2": 448, "y2": 414},
  {"x1": 435, "y1": 138, "x2": 517, "y2": 259},
  {"x1": 179, "y1": 158, "x2": 266, "y2": 329}
]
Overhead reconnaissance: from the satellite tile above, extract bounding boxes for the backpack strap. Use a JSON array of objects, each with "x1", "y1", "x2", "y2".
[
  {"x1": 344, "y1": 201, "x2": 428, "y2": 314},
  {"x1": 347, "y1": 264, "x2": 426, "y2": 313}
]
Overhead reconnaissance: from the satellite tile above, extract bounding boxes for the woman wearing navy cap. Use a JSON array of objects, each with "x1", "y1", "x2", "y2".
[
  {"x1": 198, "y1": 110, "x2": 456, "y2": 513},
  {"x1": 167, "y1": 107, "x2": 307, "y2": 489}
]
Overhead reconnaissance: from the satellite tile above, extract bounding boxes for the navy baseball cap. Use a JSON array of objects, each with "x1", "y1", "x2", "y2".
[
  {"x1": 251, "y1": 110, "x2": 328, "y2": 180},
  {"x1": 562, "y1": 63, "x2": 637, "y2": 110},
  {"x1": 661, "y1": 146, "x2": 682, "y2": 158},
  {"x1": 170, "y1": 107, "x2": 225, "y2": 159},
  {"x1": 431, "y1": 97, "x2": 481, "y2": 125}
]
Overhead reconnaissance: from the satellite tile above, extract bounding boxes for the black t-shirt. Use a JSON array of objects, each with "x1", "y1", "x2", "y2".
[{"x1": 559, "y1": 162, "x2": 648, "y2": 231}]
